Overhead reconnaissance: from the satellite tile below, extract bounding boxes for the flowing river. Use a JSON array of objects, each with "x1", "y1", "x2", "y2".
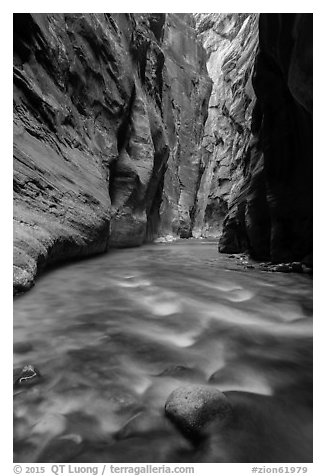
[{"x1": 13, "y1": 240, "x2": 313, "y2": 463}]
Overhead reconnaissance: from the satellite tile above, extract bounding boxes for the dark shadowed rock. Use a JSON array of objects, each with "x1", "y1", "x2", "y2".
[
  {"x1": 219, "y1": 14, "x2": 312, "y2": 264},
  {"x1": 165, "y1": 385, "x2": 233, "y2": 440},
  {"x1": 291, "y1": 262, "x2": 303, "y2": 273},
  {"x1": 302, "y1": 265, "x2": 313, "y2": 275},
  {"x1": 302, "y1": 253, "x2": 313, "y2": 268},
  {"x1": 273, "y1": 264, "x2": 291, "y2": 273}
]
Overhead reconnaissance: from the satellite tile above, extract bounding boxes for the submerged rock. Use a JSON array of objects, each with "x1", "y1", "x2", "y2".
[
  {"x1": 13, "y1": 342, "x2": 34, "y2": 354},
  {"x1": 14, "y1": 364, "x2": 42, "y2": 387},
  {"x1": 157, "y1": 365, "x2": 203, "y2": 380},
  {"x1": 36, "y1": 435, "x2": 83, "y2": 463},
  {"x1": 165, "y1": 385, "x2": 232, "y2": 440},
  {"x1": 116, "y1": 411, "x2": 170, "y2": 440}
]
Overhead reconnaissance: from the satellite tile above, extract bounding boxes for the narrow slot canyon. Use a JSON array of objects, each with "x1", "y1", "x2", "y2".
[{"x1": 13, "y1": 13, "x2": 313, "y2": 463}]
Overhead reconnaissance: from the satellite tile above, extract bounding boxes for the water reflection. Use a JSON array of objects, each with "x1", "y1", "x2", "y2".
[{"x1": 14, "y1": 240, "x2": 312, "y2": 462}]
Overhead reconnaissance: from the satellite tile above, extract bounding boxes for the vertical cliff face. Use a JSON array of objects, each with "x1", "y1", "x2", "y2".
[
  {"x1": 192, "y1": 14, "x2": 259, "y2": 238},
  {"x1": 158, "y1": 14, "x2": 212, "y2": 238},
  {"x1": 13, "y1": 13, "x2": 211, "y2": 293},
  {"x1": 13, "y1": 13, "x2": 313, "y2": 293},
  {"x1": 219, "y1": 14, "x2": 313, "y2": 263}
]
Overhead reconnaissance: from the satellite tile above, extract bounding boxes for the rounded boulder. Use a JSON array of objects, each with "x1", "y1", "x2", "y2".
[{"x1": 165, "y1": 385, "x2": 232, "y2": 439}]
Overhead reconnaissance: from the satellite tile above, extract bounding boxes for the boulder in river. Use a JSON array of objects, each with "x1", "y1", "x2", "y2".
[{"x1": 165, "y1": 385, "x2": 233, "y2": 440}]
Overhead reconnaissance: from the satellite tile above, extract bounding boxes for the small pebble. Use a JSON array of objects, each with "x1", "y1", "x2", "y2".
[{"x1": 14, "y1": 364, "x2": 42, "y2": 387}]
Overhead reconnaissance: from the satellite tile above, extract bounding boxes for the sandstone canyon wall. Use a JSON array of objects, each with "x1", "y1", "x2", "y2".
[
  {"x1": 192, "y1": 13, "x2": 259, "y2": 239},
  {"x1": 13, "y1": 13, "x2": 211, "y2": 294},
  {"x1": 219, "y1": 13, "x2": 313, "y2": 264},
  {"x1": 157, "y1": 14, "x2": 212, "y2": 239},
  {"x1": 13, "y1": 13, "x2": 313, "y2": 294}
]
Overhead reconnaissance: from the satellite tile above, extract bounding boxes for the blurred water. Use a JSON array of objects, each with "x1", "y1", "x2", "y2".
[{"x1": 13, "y1": 240, "x2": 313, "y2": 462}]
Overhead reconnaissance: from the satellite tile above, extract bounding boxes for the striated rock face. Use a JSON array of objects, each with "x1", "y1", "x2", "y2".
[
  {"x1": 192, "y1": 14, "x2": 259, "y2": 238},
  {"x1": 13, "y1": 13, "x2": 211, "y2": 293},
  {"x1": 13, "y1": 13, "x2": 313, "y2": 292},
  {"x1": 158, "y1": 14, "x2": 212, "y2": 238},
  {"x1": 219, "y1": 14, "x2": 313, "y2": 263}
]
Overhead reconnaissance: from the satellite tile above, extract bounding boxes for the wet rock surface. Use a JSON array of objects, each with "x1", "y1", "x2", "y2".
[
  {"x1": 164, "y1": 385, "x2": 312, "y2": 462},
  {"x1": 165, "y1": 385, "x2": 233, "y2": 439},
  {"x1": 227, "y1": 253, "x2": 313, "y2": 275},
  {"x1": 14, "y1": 364, "x2": 42, "y2": 387}
]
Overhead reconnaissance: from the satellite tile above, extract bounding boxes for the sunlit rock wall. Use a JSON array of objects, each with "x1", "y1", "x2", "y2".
[{"x1": 192, "y1": 14, "x2": 259, "y2": 238}]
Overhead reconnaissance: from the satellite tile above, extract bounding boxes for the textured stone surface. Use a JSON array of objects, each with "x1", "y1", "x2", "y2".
[
  {"x1": 13, "y1": 13, "x2": 313, "y2": 292},
  {"x1": 192, "y1": 14, "x2": 259, "y2": 238},
  {"x1": 158, "y1": 14, "x2": 212, "y2": 239},
  {"x1": 13, "y1": 364, "x2": 42, "y2": 387},
  {"x1": 165, "y1": 385, "x2": 232, "y2": 439},
  {"x1": 13, "y1": 14, "x2": 211, "y2": 293},
  {"x1": 219, "y1": 14, "x2": 313, "y2": 263}
]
